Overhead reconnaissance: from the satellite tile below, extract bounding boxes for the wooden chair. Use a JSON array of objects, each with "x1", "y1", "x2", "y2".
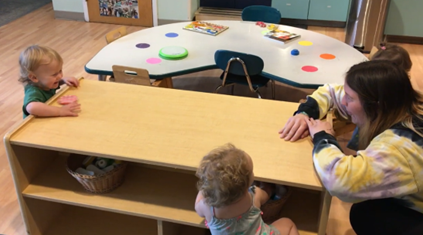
[
  {"x1": 105, "y1": 27, "x2": 128, "y2": 82},
  {"x1": 105, "y1": 26, "x2": 127, "y2": 44},
  {"x1": 368, "y1": 46, "x2": 379, "y2": 59},
  {"x1": 112, "y1": 65, "x2": 173, "y2": 88},
  {"x1": 241, "y1": 5, "x2": 281, "y2": 24}
]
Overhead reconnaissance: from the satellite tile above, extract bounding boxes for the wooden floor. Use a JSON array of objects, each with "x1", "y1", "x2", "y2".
[{"x1": 0, "y1": 4, "x2": 422, "y2": 235}]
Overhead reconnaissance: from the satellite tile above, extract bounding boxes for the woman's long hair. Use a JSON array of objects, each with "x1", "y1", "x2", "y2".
[{"x1": 345, "y1": 60, "x2": 423, "y2": 149}]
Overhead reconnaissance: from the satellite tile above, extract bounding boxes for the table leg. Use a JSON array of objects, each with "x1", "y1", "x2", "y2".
[
  {"x1": 98, "y1": 75, "x2": 107, "y2": 81},
  {"x1": 317, "y1": 189, "x2": 332, "y2": 235},
  {"x1": 152, "y1": 77, "x2": 173, "y2": 88}
]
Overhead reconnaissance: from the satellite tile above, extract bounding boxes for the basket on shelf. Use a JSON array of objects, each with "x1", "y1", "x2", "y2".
[
  {"x1": 66, "y1": 154, "x2": 128, "y2": 194},
  {"x1": 260, "y1": 186, "x2": 292, "y2": 224}
]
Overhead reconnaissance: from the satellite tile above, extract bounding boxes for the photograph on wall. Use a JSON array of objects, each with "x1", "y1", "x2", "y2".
[{"x1": 99, "y1": 0, "x2": 139, "y2": 19}]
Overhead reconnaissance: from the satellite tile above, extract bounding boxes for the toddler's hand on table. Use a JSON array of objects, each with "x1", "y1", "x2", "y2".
[
  {"x1": 278, "y1": 113, "x2": 310, "y2": 141},
  {"x1": 62, "y1": 77, "x2": 79, "y2": 87},
  {"x1": 59, "y1": 102, "x2": 81, "y2": 117}
]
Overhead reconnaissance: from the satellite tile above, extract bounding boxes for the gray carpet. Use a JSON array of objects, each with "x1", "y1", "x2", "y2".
[{"x1": 0, "y1": 0, "x2": 51, "y2": 27}]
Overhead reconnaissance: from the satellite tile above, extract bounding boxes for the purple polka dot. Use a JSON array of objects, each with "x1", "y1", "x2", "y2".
[
  {"x1": 165, "y1": 32, "x2": 179, "y2": 38},
  {"x1": 146, "y1": 58, "x2": 161, "y2": 64},
  {"x1": 136, "y1": 43, "x2": 150, "y2": 49}
]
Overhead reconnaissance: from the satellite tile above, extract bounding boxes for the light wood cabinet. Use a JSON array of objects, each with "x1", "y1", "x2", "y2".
[{"x1": 5, "y1": 79, "x2": 330, "y2": 235}]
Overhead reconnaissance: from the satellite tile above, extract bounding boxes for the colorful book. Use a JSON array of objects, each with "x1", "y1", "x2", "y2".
[
  {"x1": 183, "y1": 21, "x2": 229, "y2": 36},
  {"x1": 264, "y1": 28, "x2": 301, "y2": 43}
]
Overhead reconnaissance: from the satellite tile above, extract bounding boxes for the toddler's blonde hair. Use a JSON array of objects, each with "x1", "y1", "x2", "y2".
[
  {"x1": 196, "y1": 143, "x2": 252, "y2": 208},
  {"x1": 18, "y1": 45, "x2": 63, "y2": 85}
]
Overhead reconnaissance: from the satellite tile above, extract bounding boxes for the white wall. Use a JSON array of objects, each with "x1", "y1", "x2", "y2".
[
  {"x1": 189, "y1": 0, "x2": 200, "y2": 19},
  {"x1": 158, "y1": 0, "x2": 189, "y2": 20},
  {"x1": 52, "y1": 0, "x2": 84, "y2": 12}
]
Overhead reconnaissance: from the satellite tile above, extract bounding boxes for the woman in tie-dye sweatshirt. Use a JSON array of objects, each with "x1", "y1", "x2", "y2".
[
  {"x1": 286, "y1": 61, "x2": 423, "y2": 235},
  {"x1": 279, "y1": 43, "x2": 412, "y2": 143}
]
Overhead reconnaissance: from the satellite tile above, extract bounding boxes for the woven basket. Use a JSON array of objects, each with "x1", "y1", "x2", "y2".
[
  {"x1": 66, "y1": 154, "x2": 128, "y2": 194},
  {"x1": 260, "y1": 186, "x2": 292, "y2": 224}
]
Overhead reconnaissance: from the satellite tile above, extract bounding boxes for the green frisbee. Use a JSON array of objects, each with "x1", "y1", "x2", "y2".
[{"x1": 159, "y1": 46, "x2": 188, "y2": 60}]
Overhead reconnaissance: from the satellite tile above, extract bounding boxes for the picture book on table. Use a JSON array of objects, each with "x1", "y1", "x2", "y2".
[
  {"x1": 183, "y1": 21, "x2": 229, "y2": 36},
  {"x1": 264, "y1": 27, "x2": 301, "y2": 43}
]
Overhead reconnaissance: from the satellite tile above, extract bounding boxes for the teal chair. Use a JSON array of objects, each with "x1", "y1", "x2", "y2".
[
  {"x1": 242, "y1": 5, "x2": 281, "y2": 24},
  {"x1": 214, "y1": 50, "x2": 275, "y2": 99}
]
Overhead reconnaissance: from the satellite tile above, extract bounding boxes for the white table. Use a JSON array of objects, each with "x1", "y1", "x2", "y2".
[{"x1": 85, "y1": 20, "x2": 368, "y2": 88}]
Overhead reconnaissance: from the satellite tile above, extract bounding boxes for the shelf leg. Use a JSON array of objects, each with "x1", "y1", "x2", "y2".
[{"x1": 317, "y1": 189, "x2": 332, "y2": 235}]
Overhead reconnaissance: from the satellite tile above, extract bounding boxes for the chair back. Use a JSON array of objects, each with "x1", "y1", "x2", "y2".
[
  {"x1": 112, "y1": 65, "x2": 151, "y2": 86},
  {"x1": 241, "y1": 5, "x2": 281, "y2": 24},
  {"x1": 105, "y1": 26, "x2": 127, "y2": 44},
  {"x1": 214, "y1": 50, "x2": 264, "y2": 77}
]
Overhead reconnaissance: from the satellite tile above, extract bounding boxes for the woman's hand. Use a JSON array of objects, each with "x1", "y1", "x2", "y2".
[
  {"x1": 305, "y1": 118, "x2": 335, "y2": 138},
  {"x1": 278, "y1": 113, "x2": 310, "y2": 141}
]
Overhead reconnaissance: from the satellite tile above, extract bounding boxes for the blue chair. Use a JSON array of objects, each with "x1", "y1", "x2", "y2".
[
  {"x1": 241, "y1": 5, "x2": 281, "y2": 24},
  {"x1": 214, "y1": 50, "x2": 275, "y2": 99}
]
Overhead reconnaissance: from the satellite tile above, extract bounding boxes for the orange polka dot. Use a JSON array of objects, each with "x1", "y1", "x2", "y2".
[{"x1": 320, "y1": 53, "x2": 336, "y2": 60}]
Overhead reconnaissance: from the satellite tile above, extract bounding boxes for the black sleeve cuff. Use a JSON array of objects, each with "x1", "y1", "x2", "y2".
[
  {"x1": 294, "y1": 97, "x2": 320, "y2": 119},
  {"x1": 313, "y1": 131, "x2": 336, "y2": 144},
  {"x1": 313, "y1": 131, "x2": 342, "y2": 152}
]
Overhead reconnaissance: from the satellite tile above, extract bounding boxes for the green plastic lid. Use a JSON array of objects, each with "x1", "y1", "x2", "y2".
[{"x1": 159, "y1": 46, "x2": 188, "y2": 60}]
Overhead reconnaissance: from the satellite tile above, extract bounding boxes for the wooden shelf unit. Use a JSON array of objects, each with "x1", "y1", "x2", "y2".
[{"x1": 4, "y1": 79, "x2": 330, "y2": 235}]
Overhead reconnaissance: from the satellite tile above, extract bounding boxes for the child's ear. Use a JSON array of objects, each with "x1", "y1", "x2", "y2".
[{"x1": 28, "y1": 73, "x2": 38, "y2": 83}]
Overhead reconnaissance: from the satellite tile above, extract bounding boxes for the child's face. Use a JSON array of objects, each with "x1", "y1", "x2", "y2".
[{"x1": 30, "y1": 57, "x2": 63, "y2": 90}]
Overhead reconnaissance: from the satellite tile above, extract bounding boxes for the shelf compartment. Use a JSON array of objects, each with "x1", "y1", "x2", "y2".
[
  {"x1": 279, "y1": 188, "x2": 320, "y2": 235},
  {"x1": 159, "y1": 220, "x2": 210, "y2": 235},
  {"x1": 25, "y1": 197, "x2": 157, "y2": 235},
  {"x1": 23, "y1": 156, "x2": 322, "y2": 234},
  {"x1": 23, "y1": 157, "x2": 204, "y2": 228}
]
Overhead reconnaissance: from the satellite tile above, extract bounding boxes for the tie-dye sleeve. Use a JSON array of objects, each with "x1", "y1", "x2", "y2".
[
  {"x1": 297, "y1": 84, "x2": 349, "y2": 120},
  {"x1": 312, "y1": 130, "x2": 419, "y2": 203}
]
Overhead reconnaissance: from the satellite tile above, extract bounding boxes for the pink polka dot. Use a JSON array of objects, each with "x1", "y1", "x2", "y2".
[
  {"x1": 302, "y1": 66, "x2": 318, "y2": 72},
  {"x1": 146, "y1": 58, "x2": 161, "y2": 64}
]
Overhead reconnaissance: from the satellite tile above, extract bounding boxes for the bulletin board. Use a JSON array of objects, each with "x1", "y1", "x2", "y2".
[{"x1": 88, "y1": 0, "x2": 153, "y2": 27}]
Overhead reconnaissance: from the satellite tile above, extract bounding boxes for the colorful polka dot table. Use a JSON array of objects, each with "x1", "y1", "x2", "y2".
[{"x1": 85, "y1": 20, "x2": 368, "y2": 88}]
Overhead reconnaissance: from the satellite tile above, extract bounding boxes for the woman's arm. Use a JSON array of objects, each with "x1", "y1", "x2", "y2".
[
  {"x1": 280, "y1": 84, "x2": 347, "y2": 141},
  {"x1": 300, "y1": 84, "x2": 348, "y2": 120},
  {"x1": 312, "y1": 130, "x2": 419, "y2": 203}
]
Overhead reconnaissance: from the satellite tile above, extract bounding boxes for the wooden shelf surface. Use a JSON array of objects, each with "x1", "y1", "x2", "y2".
[
  {"x1": 23, "y1": 157, "x2": 321, "y2": 234},
  {"x1": 8, "y1": 79, "x2": 321, "y2": 190},
  {"x1": 45, "y1": 205, "x2": 157, "y2": 235}
]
